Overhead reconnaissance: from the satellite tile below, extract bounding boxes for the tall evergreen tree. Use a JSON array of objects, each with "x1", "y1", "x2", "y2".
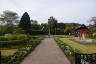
[{"x1": 19, "y1": 12, "x2": 31, "y2": 34}]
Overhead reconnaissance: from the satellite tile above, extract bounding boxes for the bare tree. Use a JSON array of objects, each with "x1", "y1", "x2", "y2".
[{"x1": 90, "y1": 17, "x2": 96, "y2": 25}]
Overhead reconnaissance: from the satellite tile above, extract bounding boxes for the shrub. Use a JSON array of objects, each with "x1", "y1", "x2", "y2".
[
  {"x1": 1, "y1": 55, "x2": 11, "y2": 64},
  {"x1": 0, "y1": 36, "x2": 8, "y2": 41},
  {"x1": 88, "y1": 33, "x2": 96, "y2": 39},
  {"x1": 13, "y1": 28, "x2": 25, "y2": 34},
  {"x1": 12, "y1": 34, "x2": 27, "y2": 40},
  {"x1": 0, "y1": 34, "x2": 28, "y2": 41},
  {"x1": 93, "y1": 33, "x2": 96, "y2": 38}
]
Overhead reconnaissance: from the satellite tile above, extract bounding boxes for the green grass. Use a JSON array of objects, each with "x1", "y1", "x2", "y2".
[{"x1": 59, "y1": 37, "x2": 96, "y2": 54}]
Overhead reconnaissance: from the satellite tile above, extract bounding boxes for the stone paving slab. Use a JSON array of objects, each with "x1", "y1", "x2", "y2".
[{"x1": 20, "y1": 38, "x2": 71, "y2": 64}]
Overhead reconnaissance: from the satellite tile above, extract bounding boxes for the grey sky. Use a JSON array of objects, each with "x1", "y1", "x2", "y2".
[{"x1": 0, "y1": 0, "x2": 96, "y2": 25}]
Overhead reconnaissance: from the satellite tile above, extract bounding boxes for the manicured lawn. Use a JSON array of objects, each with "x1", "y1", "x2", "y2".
[{"x1": 59, "y1": 37, "x2": 96, "y2": 53}]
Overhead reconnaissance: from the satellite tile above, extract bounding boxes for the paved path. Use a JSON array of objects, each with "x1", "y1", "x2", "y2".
[{"x1": 20, "y1": 38, "x2": 71, "y2": 64}]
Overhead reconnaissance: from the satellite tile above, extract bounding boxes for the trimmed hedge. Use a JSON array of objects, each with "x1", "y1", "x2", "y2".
[
  {"x1": 0, "y1": 34, "x2": 28, "y2": 47},
  {"x1": 1, "y1": 36, "x2": 43, "y2": 64},
  {"x1": 0, "y1": 34, "x2": 27, "y2": 41},
  {"x1": 0, "y1": 40, "x2": 27, "y2": 47}
]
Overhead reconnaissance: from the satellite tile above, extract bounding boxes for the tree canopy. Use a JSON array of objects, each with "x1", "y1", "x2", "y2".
[
  {"x1": 0, "y1": 10, "x2": 19, "y2": 25},
  {"x1": 48, "y1": 16, "x2": 58, "y2": 34},
  {"x1": 19, "y1": 12, "x2": 31, "y2": 34}
]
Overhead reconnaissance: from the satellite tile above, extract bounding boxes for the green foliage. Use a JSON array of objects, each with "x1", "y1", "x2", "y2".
[
  {"x1": 48, "y1": 16, "x2": 58, "y2": 34},
  {"x1": 0, "y1": 25, "x2": 15, "y2": 35},
  {"x1": 0, "y1": 36, "x2": 8, "y2": 41},
  {"x1": 1, "y1": 55, "x2": 11, "y2": 64},
  {"x1": 0, "y1": 34, "x2": 27, "y2": 41},
  {"x1": 88, "y1": 33, "x2": 96, "y2": 39},
  {"x1": 56, "y1": 23, "x2": 65, "y2": 34},
  {"x1": 31, "y1": 24, "x2": 41, "y2": 30},
  {"x1": 93, "y1": 33, "x2": 96, "y2": 37},
  {"x1": 41, "y1": 23, "x2": 48, "y2": 31},
  {"x1": 0, "y1": 34, "x2": 28, "y2": 47},
  {"x1": 64, "y1": 23, "x2": 79, "y2": 35},
  {"x1": 91, "y1": 28, "x2": 96, "y2": 33},
  {"x1": 0, "y1": 10, "x2": 18, "y2": 24},
  {"x1": 64, "y1": 26, "x2": 72, "y2": 34},
  {"x1": 13, "y1": 28, "x2": 25, "y2": 34},
  {"x1": 19, "y1": 12, "x2": 31, "y2": 34},
  {"x1": 57, "y1": 23, "x2": 65, "y2": 29},
  {"x1": 0, "y1": 26, "x2": 6, "y2": 36},
  {"x1": 1, "y1": 36, "x2": 43, "y2": 64}
]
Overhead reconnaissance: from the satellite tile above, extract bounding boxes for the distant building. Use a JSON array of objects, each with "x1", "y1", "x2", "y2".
[{"x1": 75, "y1": 24, "x2": 91, "y2": 39}]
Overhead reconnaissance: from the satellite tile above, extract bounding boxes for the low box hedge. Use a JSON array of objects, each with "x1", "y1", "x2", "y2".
[
  {"x1": 0, "y1": 34, "x2": 28, "y2": 41},
  {"x1": 0, "y1": 39, "x2": 28, "y2": 47},
  {"x1": 0, "y1": 34, "x2": 28, "y2": 47},
  {"x1": 1, "y1": 36, "x2": 43, "y2": 64}
]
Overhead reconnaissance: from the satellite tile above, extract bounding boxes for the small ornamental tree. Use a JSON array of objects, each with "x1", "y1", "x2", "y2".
[
  {"x1": 48, "y1": 16, "x2": 57, "y2": 35},
  {"x1": 19, "y1": 12, "x2": 31, "y2": 34}
]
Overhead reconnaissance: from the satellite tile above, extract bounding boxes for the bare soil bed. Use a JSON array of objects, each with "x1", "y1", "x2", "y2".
[{"x1": 0, "y1": 49, "x2": 17, "y2": 56}]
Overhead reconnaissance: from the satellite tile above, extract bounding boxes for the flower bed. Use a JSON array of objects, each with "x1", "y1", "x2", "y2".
[
  {"x1": 54, "y1": 36, "x2": 96, "y2": 63},
  {"x1": 1, "y1": 36, "x2": 43, "y2": 64},
  {"x1": 54, "y1": 37, "x2": 79, "y2": 63}
]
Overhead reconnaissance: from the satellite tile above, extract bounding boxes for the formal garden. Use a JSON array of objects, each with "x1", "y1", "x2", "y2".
[
  {"x1": 0, "y1": 11, "x2": 45, "y2": 64},
  {"x1": 54, "y1": 35, "x2": 96, "y2": 63},
  {"x1": 0, "y1": 10, "x2": 96, "y2": 64},
  {"x1": 54, "y1": 24, "x2": 96, "y2": 64}
]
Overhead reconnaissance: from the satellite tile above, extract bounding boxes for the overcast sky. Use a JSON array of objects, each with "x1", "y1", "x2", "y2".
[{"x1": 0, "y1": 0, "x2": 96, "y2": 25}]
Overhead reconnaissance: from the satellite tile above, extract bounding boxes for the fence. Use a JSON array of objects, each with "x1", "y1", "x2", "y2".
[{"x1": 75, "y1": 53, "x2": 96, "y2": 64}]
